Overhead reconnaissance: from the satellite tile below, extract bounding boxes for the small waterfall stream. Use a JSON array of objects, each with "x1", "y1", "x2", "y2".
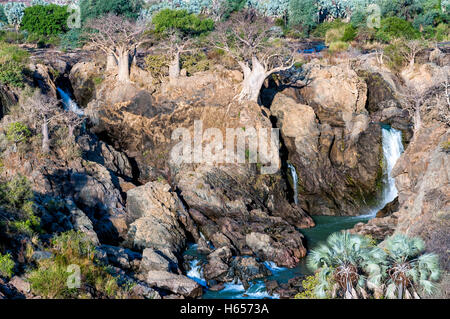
[
  {"x1": 379, "y1": 126, "x2": 404, "y2": 207},
  {"x1": 57, "y1": 87, "x2": 84, "y2": 116},
  {"x1": 288, "y1": 163, "x2": 299, "y2": 205}
]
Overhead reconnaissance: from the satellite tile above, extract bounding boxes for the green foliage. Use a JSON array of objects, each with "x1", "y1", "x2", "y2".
[
  {"x1": 0, "y1": 43, "x2": 29, "y2": 87},
  {"x1": 307, "y1": 232, "x2": 386, "y2": 298},
  {"x1": 4, "y1": 2, "x2": 26, "y2": 29},
  {"x1": 80, "y1": 0, "x2": 143, "y2": 22},
  {"x1": 0, "y1": 4, "x2": 8, "y2": 24},
  {"x1": 0, "y1": 253, "x2": 14, "y2": 278},
  {"x1": 312, "y1": 19, "x2": 347, "y2": 38},
  {"x1": 5, "y1": 122, "x2": 31, "y2": 144},
  {"x1": 376, "y1": 17, "x2": 420, "y2": 42},
  {"x1": 0, "y1": 60, "x2": 25, "y2": 87},
  {"x1": 145, "y1": 54, "x2": 169, "y2": 81},
  {"x1": 152, "y1": 9, "x2": 214, "y2": 35},
  {"x1": 422, "y1": 23, "x2": 450, "y2": 41},
  {"x1": 59, "y1": 29, "x2": 83, "y2": 50},
  {"x1": 328, "y1": 41, "x2": 350, "y2": 53},
  {"x1": 383, "y1": 234, "x2": 441, "y2": 298},
  {"x1": 0, "y1": 175, "x2": 39, "y2": 237},
  {"x1": 21, "y1": 4, "x2": 70, "y2": 36},
  {"x1": 0, "y1": 30, "x2": 26, "y2": 44},
  {"x1": 180, "y1": 52, "x2": 211, "y2": 75},
  {"x1": 28, "y1": 231, "x2": 128, "y2": 299},
  {"x1": 288, "y1": 0, "x2": 319, "y2": 34},
  {"x1": 325, "y1": 24, "x2": 357, "y2": 45},
  {"x1": 294, "y1": 273, "x2": 321, "y2": 299}
]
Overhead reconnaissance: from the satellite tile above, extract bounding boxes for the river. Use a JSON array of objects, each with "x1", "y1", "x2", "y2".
[{"x1": 184, "y1": 125, "x2": 405, "y2": 299}]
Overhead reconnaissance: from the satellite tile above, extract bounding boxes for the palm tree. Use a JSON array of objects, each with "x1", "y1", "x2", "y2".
[
  {"x1": 307, "y1": 232, "x2": 386, "y2": 299},
  {"x1": 383, "y1": 234, "x2": 441, "y2": 299}
]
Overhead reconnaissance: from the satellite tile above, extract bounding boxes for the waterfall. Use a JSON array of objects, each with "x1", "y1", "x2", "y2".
[
  {"x1": 288, "y1": 163, "x2": 299, "y2": 205},
  {"x1": 57, "y1": 88, "x2": 84, "y2": 116},
  {"x1": 380, "y1": 126, "x2": 404, "y2": 205},
  {"x1": 187, "y1": 260, "x2": 207, "y2": 287}
]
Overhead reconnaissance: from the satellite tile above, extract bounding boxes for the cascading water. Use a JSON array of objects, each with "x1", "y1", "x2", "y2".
[
  {"x1": 183, "y1": 125, "x2": 405, "y2": 299},
  {"x1": 379, "y1": 126, "x2": 404, "y2": 207},
  {"x1": 187, "y1": 260, "x2": 208, "y2": 287},
  {"x1": 288, "y1": 163, "x2": 299, "y2": 205},
  {"x1": 57, "y1": 88, "x2": 84, "y2": 116}
]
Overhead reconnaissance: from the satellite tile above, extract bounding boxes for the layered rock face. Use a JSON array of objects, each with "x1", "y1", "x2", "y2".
[
  {"x1": 79, "y1": 65, "x2": 315, "y2": 268},
  {"x1": 272, "y1": 63, "x2": 386, "y2": 216},
  {"x1": 392, "y1": 86, "x2": 449, "y2": 272}
]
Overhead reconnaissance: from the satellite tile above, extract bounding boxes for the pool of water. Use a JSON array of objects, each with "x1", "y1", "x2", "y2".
[{"x1": 184, "y1": 214, "x2": 372, "y2": 299}]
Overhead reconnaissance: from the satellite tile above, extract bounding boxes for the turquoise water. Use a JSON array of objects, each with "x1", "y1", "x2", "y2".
[
  {"x1": 183, "y1": 126, "x2": 404, "y2": 299},
  {"x1": 184, "y1": 214, "x2": 372, "y2": 299}
]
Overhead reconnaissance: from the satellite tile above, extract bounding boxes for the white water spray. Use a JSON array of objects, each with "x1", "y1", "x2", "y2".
[
  {"x1": 57, "y1": 88, "x2": 84, "y2": 116},
  {"x1": 380, "y1": 127, "x2": 404, "y2": 205},
  {"x1": 187, "y1": 260, "x2": 207, "y2": 287},
  {"x1": 288, "y1": 163, "x2": 299, "y2": 205}
]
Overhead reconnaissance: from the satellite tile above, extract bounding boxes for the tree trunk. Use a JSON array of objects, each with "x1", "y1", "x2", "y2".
[
  {"x1": 169, "y1": 52, "x2": 181, "y2": 84},
  {"x1": 106, "y1": 53, "x2": 118, "y2": 72},
  {"x1": 117, "y1": 49, "x2": 131, "y2": 83},
  {"x1": 42, "y1": 120, "x2": 50, "y2": 153},
  {"x1": 238, "y1": 57, "x2": 268, "y2": 103},
  {"x1": 398, "y1": 283, "x2": 404, "y2": 299},
  {"x1": 68, "y1": 124, "x2": 75, "y2": 139}
]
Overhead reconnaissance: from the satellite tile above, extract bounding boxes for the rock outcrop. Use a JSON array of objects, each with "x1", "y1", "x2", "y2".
[{"x1": 125, "y1": 181, "x2": 189, "y2": 256}]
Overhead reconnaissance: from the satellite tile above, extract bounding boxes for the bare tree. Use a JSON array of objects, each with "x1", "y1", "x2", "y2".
[
  {"x1": 62, "y1": 110, "x2": 85, "y2": 139},
  {"x1": 25, "y1": 92, "x2": 62, "y2": 153},
  {"x1": 156, "y1": 31, "x2": 194, "y2": 83},
  {"x1": 211, "y1": 10, "x2": 295, "y2": 103},
  {"x1": 86, "y1": 14, "x2": 150, "y2": 83}
]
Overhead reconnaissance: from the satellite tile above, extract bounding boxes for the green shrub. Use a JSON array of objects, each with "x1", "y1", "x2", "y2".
[
  {"x1": 0, "y1": 30, "x2": 26, "y2": 44},
  {"x1": 80, "y1": 0, "x2": 143, "y2": 22},
  {"x1": 383, "y1": 39, "x2": 412, "y2": 72},
  {"x1": 0, "y1": 61, "x2": 25, "y2": 87},
  {"x1": 294, "y1": 273, "x2": 321, "y2": 299},
  {"x1": 312, "y1": 19, "x2": 347, "y2": 38},
  {"x1": 422, "y1": 23, "x2": 450, "y2": 41},
  {"x1": 0, "y1": 43, "x2": 29, "y2": 87},
  {"x1": 5, "y1": 122, "x2": 31, "y2": 144},
  {"x1": 180, "y1": 52, "x2": 210, "y2": 75},
  {"x1": 59, "y1": 29, "x2": 83, "y2": 50},
  {"x1": 324, "y1": 22, "x2": 356, "y2": 45},
  {"x1": 21, "y1": 4, "x2": 70, "y2": 36},
  {"x1": 0, "y1": 253, "x2": 14, "y2": 278},
  {"x1": 152, "y1": 9, "x2": 214, "y2": 36},
  {"x1": 28, "y1": 231, "x2": 128, "y2": 299},
  {"x1": 328, "y1": 41, "x2": 349, "y2": 53},
  {"x1": 145, "y1": 54, "x2": 169, "y2": 81},
  {"x1": 376, "y1": 17, "x2": 420, "y2": 42},
  {"x1": 0, "y1": 175, "x2": 39, "y2": 237}
]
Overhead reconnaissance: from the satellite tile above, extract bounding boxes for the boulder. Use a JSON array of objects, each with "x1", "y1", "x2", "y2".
[
  {"x1": 145, "y1": 271, "x2": 202, "y2": 298},
  {"x1": 246, "y1": 232, "x2": 306, "y2": 268},
  {"x1": 65, "y1": 199, "x2": 100, "y2": 245},
  {"x1": 229, "y1": 257, "x2": 272, "y2": 289},
  {"x1": 125, "y1": 181, "x2": 188, "y2": 254},
  {"x1": 139, "y1": 248, "x2": 173, "y2": 273},
  {"x1": 9, "y1": 277, "x2": 30, "y2": 295},
  {"x1": 203, "y1": 247, "x2": 233, "y2": 282},
  {"x1": 69, "y1": 61, "x2": 103, "y2": 107},
  {"x1": 98, "y1": 245, "x2": 141, "y2": 271}
]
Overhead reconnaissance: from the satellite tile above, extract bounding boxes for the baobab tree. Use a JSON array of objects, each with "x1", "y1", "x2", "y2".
[
  {"x1": 85, "y1": 14, "x2": 149, "y2": 83},
  {"x1": 151, "y1": 9, "x2": 214, "y2": 83},
  {"x1": 25, "y1": 92, "x2": 62, "y2": 154},
  {"x1": 212, "y1": 9, "x2": 295, "y2": 103}
]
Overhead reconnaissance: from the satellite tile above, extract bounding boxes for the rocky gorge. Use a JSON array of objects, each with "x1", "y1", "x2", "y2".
[{"x1": 0, "y1": 42, "x2": 448, "y2": 299}]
